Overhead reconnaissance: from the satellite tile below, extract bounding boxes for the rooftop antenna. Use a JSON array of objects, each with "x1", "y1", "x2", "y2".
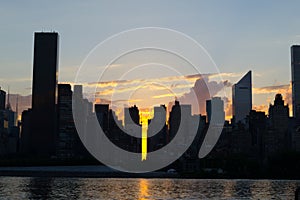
[
  {"x1": 16, "y1": 95, "x2": 19, "y2": 122},
  {"x1": 6, "y1": 86, "x2": 11, "y2": 110}
]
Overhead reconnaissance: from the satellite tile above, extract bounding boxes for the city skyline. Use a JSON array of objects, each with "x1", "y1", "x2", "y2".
[
  {"x1": 1, "y1": 1, "x2": 300, "y2": 120},
  {"x1": 0, "y1": 70, "x2": 294, "y2": 122},
  {"x1": 0, "y1": 70, "x2": 293, "y2": 121},
  {"x1": 1, "y1": 2, "x2": 300, "y2": 199}
]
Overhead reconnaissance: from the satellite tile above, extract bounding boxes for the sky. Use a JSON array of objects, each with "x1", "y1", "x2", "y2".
[{"x1": 1, "y1": 1, "x2": 300, "y2": 119}]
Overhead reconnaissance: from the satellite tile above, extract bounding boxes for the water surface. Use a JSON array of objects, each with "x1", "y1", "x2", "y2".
[{"x1": 0, "y1": 177, "x2": 299, "y2": 199}]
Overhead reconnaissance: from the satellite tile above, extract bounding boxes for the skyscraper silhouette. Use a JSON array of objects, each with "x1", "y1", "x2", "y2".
[
  {"x1": 124, "y1": 105, "x2": 141, "y2": 153},
  {"x1": 0, "y1": 88, "x2": 6, "y2": 111},
  {"x1": 124, "y1": 105, "x2": 140, "y2": 127},
  {"x1": 31, "y1": 32, "x2": 59, "y2": 155},
  {"x1": 168, "y1": 100, "x2": 181, "y2": 141},
  {"x1": 232, "y1": 71, "x2": 252, "y2": 124},
  {"x1": 268, "y1": 94, "x2": 289, "y2": 132},
  {"x1": 291, "y1": 45, "x2": 300, "y2": 120}
]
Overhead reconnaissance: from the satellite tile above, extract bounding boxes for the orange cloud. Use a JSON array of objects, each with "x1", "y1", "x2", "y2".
[
  {"x1": 152, "y1": 93, "x2": 184, "y2": 99},
  {"x1": 253, "y1": 104, "x2": 269, "y2": 113},
  {"x1": 253, "y1": 82, "x2": 292, "y2": 116},
  {"x1": 253, "y1": 84, "x2": 289, "y2": 95},
  {"x1": 223, "y1": 97, "x2": 232, "y2": 121}
]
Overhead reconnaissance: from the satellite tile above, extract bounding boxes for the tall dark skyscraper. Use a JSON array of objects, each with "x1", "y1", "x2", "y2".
[
  {"x1": 0, "y1": 88, "x2": 6, "y2": 111},
  {"x1": 124, "y1": 105, "x2": 141, "y2": 153},
  {"x1": 291, "y1": 45, "x2": 300, "y2": 120},
  {"x1": 168, "y1": 100, "x2": 181, "y2": 141},
  {"x1": 31, "y1": 32, "x2": 59, "y2": 155}
]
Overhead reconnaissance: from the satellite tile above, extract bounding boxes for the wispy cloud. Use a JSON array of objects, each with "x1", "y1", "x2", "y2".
[
  {"x1": 252, "y1": 83, "x2": 292, "y2": 116},
  {"x1": 253, "y1": 84, "x2": 289, "y2": 94},
  {"x1": 0, "y1": 77, "x2": 31, "y2": 83},
  {"x1": 152, "y1": 92, "x2": 184, "y2": 99}
]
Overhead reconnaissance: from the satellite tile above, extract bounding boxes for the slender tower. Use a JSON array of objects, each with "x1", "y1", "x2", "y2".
[
  {"x1": 6, "y1": 86, "x2": 11, "y2": 110},
  {"x1": 291, "y1": 45, "x2": 300, "y2": 121}
]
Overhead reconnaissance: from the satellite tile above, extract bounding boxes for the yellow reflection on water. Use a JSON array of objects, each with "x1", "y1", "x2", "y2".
[{"x1": 139, "y1": 179, "x2": 149, "y2": 200}]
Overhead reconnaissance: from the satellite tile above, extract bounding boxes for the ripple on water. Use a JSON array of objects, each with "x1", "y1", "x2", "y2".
[{"x1": 0, "y1": 177, "x2": 299, "y2": 199}]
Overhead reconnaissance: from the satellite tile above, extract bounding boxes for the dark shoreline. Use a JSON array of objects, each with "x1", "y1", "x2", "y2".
[
  {"x1": 0, "y1": 166, "x2": 179, "y2": 179},
  {"x1": 0, "y1": 171, "x2": 179, "y2": 179},
  {"x1": 0, "y1": 172, "x2": 179, "y2": 179},
  {"x1": 0, "y1": 166, "x2": 299, "y2": 180}
]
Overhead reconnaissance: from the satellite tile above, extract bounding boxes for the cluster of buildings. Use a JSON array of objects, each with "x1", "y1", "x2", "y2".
[
  {"x1": 0, "y1": 88, "x2": 19, "y2": 155},
  {"x1": 0, "y1": 32, "x2": 300, "y2": 173}
]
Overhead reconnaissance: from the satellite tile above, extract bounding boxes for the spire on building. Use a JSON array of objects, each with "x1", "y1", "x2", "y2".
[
  {"x1": 6, "y1": 86, "x2": 11, "y2": 110},
  {"x1": 15, "y1": 94, "x2": 19, "y2": 123}
]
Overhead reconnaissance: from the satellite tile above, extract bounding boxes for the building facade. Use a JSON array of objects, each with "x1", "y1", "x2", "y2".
[
  {"x1": 206, "y1": 97, "x2": 225, "y2": 125},
  {"x1": 30, "y1": 32, "x2": 59, "y2": 155},
  {"x1": 232, "y1": 71, "x2": 252, "y2": 124}
]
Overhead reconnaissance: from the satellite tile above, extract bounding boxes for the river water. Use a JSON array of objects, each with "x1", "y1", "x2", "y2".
[{"x1": 0, "y1": 177, "x2": 299, "y2": 199}]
